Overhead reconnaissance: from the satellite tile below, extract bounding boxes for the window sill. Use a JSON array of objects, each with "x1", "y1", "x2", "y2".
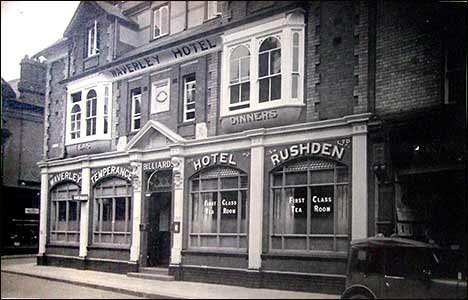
[
  {"x1": 203, "y1": 15, "x2": 221, "y2": 24},
  {"x1": 85, "y1": 53, "x2": 100, "y2": 60},
  {"x1": 47, "y1": 242, "x2": 80, "y2": 248},
  {"x1": 222, "y1": 101, "x2": 305, "y2": 118},
  {"x1": 65, "y1": 136, "x2": 112, "y2": 147},
  {"x1": 182, "y1": 249, "x2": 248, "y2": 257},
  {"x1": 263, "y1": 250, "x2": 348, "y2": 260},
  {"x1": 88, "y1": 244, "x2": 131, "y2": 251},
  {"x1": 150, "y1": 33, "x2": 169, "y2": 43}
]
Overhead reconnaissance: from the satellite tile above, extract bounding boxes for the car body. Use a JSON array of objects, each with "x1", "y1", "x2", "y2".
[{"x1": 341, "y1": 236, "x2": 467, "y2": 299}]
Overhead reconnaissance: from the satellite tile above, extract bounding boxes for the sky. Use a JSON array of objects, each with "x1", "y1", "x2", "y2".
[{"x1": 1, "y1": 1, "x2": 80, "y2": 81}]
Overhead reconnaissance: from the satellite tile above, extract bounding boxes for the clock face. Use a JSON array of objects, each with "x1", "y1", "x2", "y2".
[{"x1": 156, "y1": 90, "x2": 168, "y2": 102}]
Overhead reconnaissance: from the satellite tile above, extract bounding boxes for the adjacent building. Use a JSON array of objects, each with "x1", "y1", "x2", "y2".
[
  {"x1": 1, "y1": 57, "x2": 46, "y2": 255},
  {"x1": 34, "y1": 1, "x2": 466, "y2": 293}
]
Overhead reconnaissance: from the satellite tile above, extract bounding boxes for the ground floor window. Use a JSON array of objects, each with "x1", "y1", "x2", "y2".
[
  {"x1": 50, "y1": 183, "x2": 81, "y2": 243},
  {"x1": 93, "y1": 178, "x2": 132, "y2": 245},
  {"x1": 189, "y1": 166, "x2": 248, "y2": 249},
  {"x1": 270, "y1": 157, "x2": 349, "y2": 252}
]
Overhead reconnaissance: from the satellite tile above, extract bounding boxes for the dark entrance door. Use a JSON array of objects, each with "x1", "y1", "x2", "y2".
[{"x1": 147, "y1": 191, "x2": 172, "y2": 267}]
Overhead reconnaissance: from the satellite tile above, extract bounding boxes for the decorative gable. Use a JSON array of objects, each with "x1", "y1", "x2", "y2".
[{"x1": 126, "y1": 120, "x2": 186, "y2": 151}]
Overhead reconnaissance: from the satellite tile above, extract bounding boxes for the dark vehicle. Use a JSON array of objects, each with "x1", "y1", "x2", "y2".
[{"x1": 341, "y1": 236, "x2": 467, "y2": 299}]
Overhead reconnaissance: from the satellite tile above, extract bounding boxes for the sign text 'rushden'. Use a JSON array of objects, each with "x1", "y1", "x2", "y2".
[
  {"x1": 270, "y1": 142, "x2": 345, "y2": 166},
  {"x1": 109, "y1": 38, "x2": 218, "y2": 79},
  {"x1": 91, "y1": 166, "x2": 132, "y2": 185},
  {"x1": 49, "y1": 171, "x2": 82, "y2": 187},
  {"x1": 193, "y1": 153, "x2": 237, "y2": 171}
]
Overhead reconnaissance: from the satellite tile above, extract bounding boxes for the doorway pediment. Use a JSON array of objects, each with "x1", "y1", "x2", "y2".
[{"x1": 126, "y1": 120, "x2": 186, "y2": 151}]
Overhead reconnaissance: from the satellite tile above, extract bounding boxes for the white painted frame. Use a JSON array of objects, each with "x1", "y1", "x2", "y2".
[
  {"x1": 65, "y1": 74, "x2": 113, "y2": 146},
  {"x1": 220, "y1": 10, "x2": 306, "y2": 117}
]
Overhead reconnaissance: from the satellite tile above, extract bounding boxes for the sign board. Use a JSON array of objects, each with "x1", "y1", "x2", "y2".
[
  {"x1": 25, "y1": 208, "x2": 39, "y2": 214},
  {"x1": 91, "y1": 165, "x2": 132, "y2": 185},
  {"x1": 107, "y1": 35, "x2": 221, "y2": 80},
  {"x1": 143, "y1": 159, "x2": 174, "y2": 171},
  {"x1": 49, "y1": 171, "x2": 82, "y2": 188},
  {"x1": 72, "y1": 194, "x2": 89, "y2": 202}
]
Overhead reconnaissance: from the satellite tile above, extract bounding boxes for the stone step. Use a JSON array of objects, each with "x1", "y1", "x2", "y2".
[
  {"x1": 139, "y1": 267, "x2": 170, "y2": 276},
  {"x1": 127, "y1": 272, "x2": 175, "y2": 281}
]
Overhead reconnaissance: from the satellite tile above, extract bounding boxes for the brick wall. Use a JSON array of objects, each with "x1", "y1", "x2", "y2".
[
  {"x1": 315, "y1": 1, "x2": 356, "y2": 120},
  {"x1": 353, "y1": 1, "x2": 369, "y2": 114},
  {"x1": 375, "y1": 2, "x2": 442, "y2": 117},
  {"x1": 206, "y1": 52, "x2": 220, "y2": 137},
  {"x1": 70, "y1": 4, "x2": 112, "y2": 76},
  {"x1": 305, "y1": 1, "x2": 321, "y2": 121},
  {"x1": 45, "y1": 59, "x2": 67, "y2": 159},
  {"x1": 17, "y1": 58, "x2": 46, "y2": 107}
]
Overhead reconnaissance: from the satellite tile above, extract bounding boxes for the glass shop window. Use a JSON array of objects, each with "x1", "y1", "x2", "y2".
[
  {"x1": 189, "y1": 166, "x2": 248, "y2": 249},
  {"x1": 93, "y1": 178, "x2": 132, "y2": 245},
  {"x1": 270, "y1": 158, "x2": 349, "y2": 253},
  {"x1": 50, "y1": 183, "x2": 81, "y2": 243}
]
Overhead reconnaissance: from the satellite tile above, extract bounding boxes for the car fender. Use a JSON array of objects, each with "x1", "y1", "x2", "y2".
[{"x1": 341, "y1": 284, "x2": 378, "y2": 299}]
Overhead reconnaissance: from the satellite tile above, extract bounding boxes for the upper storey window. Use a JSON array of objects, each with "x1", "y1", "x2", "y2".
[
  {"x1": 87, "y1": 20, "x2": 99, "y2": 57},
  {"x1": 258, "y1": 37, "x2": 281, "y2": 103},
  {"x1": 153, "y1": 4, "x2": 169, "y2": 40},
  {"x1": 206, "y1": 1, "x2": 221, "y2": 20},
  {"x1": 220, "y1": 11, "x2": 305, "y2": 116},
  {"x1": 229, "y1": 45, "x2": 251, "y2": 111},
  {"x1": 66, "y1": 74, "x2": 112, "y2": 145}
]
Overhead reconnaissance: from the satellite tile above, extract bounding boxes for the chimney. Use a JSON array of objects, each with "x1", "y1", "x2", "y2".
[{"x1": 17, "y1": 55, "x2": 47, "y2": 107}]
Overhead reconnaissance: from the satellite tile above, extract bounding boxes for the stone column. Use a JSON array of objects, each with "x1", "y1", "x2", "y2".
[
  {"x1": 38, "y1": 167, "x2": 49, "y2": 256},
  {"x1": 352, "y1": 123, "x2": 368, "y2": 240},
  {"x1": 130, "y1": 161, "x2": 143, "y2": 262},
  {"x1": 170, "y1": 150, "x2": 184, "y2": 266},
  {"x1": 248, "y1": 135, "x2": 264, "y2": 270},
  {"x1": 79, "y1": 164, "x2": 91, "y2": 258}
]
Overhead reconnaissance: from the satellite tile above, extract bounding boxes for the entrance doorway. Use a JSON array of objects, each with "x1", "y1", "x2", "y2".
[{"x1": 147, "y1": 191, "x2": 172, "y2": 267}]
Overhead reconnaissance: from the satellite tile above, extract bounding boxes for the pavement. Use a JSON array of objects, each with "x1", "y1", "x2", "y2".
[{"x1": 1, "y1": 255, "x2": 341, "y2": 299}]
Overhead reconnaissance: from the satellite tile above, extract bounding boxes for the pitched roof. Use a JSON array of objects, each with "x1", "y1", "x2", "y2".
[
  {"x1": 63, "y1": 1, "x2": 138, "y2": 37},
  {"x1": 2, "y1": 78, "x2": 18, "y2": 100}
]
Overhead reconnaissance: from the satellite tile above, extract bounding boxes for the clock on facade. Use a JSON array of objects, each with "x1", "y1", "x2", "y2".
[{"x1": 156, "y1": 90, "x2": 168, "y2": 102}]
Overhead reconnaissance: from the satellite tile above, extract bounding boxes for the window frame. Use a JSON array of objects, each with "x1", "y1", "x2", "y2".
[
  {"x1": 93, "y1": 178, "x2": 132, "y2": 246},
  {"x1": 70, "y1": 104, "x2": 81, "y2": 140},
  {"x1": 258, "y1": 36, "x2": 282, "y2": 103},
  {"x1": 188, "y1": 166, "x2": 249, "y2": 250},
  {"x1": 130, "y1": 88, "x2": 142, "y2": 132},
  {"x1": 49, "y1": 183, "x2": 81, "y2": 244},
  {"x1": 85, "y1": 89, "x2": 97, "y2": 136},
  {"x1": 205, "y1": 1, "x2": 221, "y2": 21},
  {"x1": 65, "y1": 75, "x2": 113, "y2": 146},
  {"x1": 87, "y1": 20, "x2": 99, "y2": 57},
  {"x1": 229, "y1": 45, "x2": 251, "y2": 111},
  {"x1": 183, "y1": 74, "x2": 196, "y2": 122},
  {"x1": 220, "y1": 12, "x2": 305, "y2": 117},
  {"x1": 152, "y1": 4, "x2": 169, "y2": 40},
  {"x1": 269, "y1": 158, "x2": 350, "y2": 254}
]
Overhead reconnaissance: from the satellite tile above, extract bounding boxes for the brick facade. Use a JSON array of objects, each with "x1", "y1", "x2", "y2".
[{"x1": 32, "y1": 0, "x2": 465, "y2": 294}]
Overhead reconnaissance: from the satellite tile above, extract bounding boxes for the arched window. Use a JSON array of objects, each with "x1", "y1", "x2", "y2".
[
  {"x1": 229, "y1": 45, "x2": 250, "y2": 110},
  {"x1": 270, "y1": 158, "x2": 349, "y2": 253},
  {"x1": 50, "y1": 182, "x2": 81, "y2": 243},
  {"x1": 93, "y1": 178, "x2": 132, "y2": 245},
  {"x1": 258, "y1": 37, "x2": 281, "y2": 103},
  {"x1": 70, "y1": 104, "x2": 81, "y2": 139},
  {"x1": 189, "y1": 166, "x2": 248, "y2": 249},
  {"x1": 86, "y1": 89, "x2": 97, "y2": 136}
]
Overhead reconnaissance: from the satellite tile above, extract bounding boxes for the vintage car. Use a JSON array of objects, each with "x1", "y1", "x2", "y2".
[{"x1": 341, "y1": 236, "x2": 467, "y2": 299}]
